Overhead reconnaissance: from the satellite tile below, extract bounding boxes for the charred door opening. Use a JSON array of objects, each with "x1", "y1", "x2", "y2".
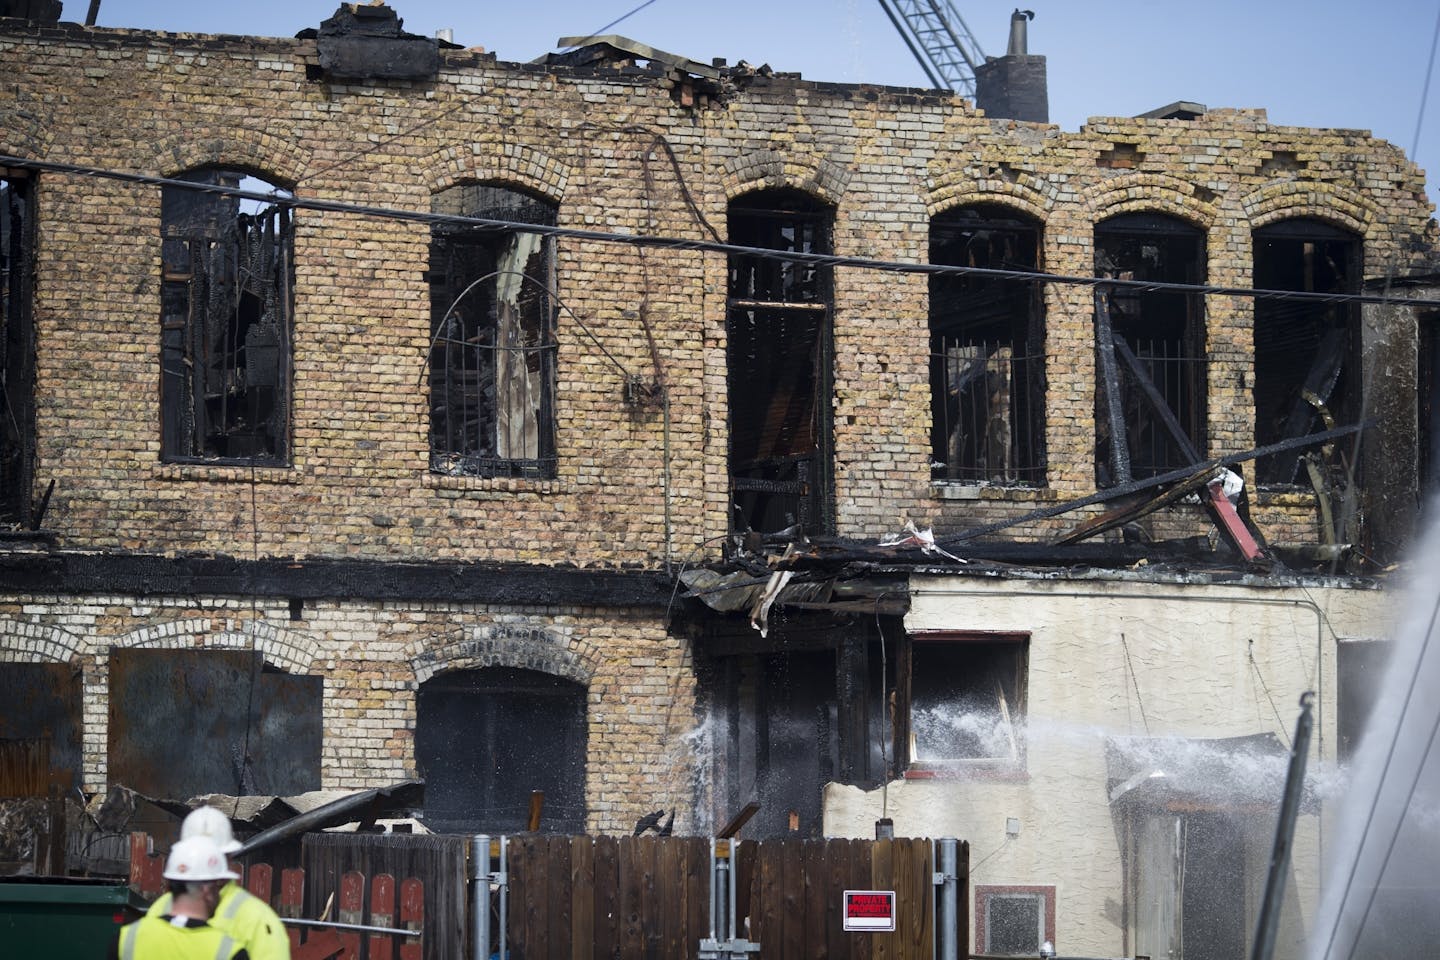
[
  {"x1": 727, "y1": 189, "x2": 834, "y2": 536},
  {"x1": 415, "y1": 667, "x2": 585, "y2": 834},
  {"x1": 719, "y1": 650, "x2": 839, "y2": 838},
  {"x1": 0, "y1": 172, "x2": 35, "y2": 525},
  {"x1": 161, "y1": 168, "x2": 292, "y2": 464},
  {"x1": 428, "y1": 184, "x2": 558, "y2": 479},
  {"x1": 0, "y1": 662, "x2": 81, "y2": 795},
  {"x1": 1422, "y1": 314, "x2": 1440, "y2": 498},
  {"x1": 1252, "y1": 219, "x2": 1361, "y2": 486},
  {"x1": 108, "y1": 649, "x2": 321, "y2": 799},
  {"x1": 930, "y1": 204, "x2": 1046, "y2": 485},
  {"x1": 1094, "y1": 214, "x2": 1208, "y2": 485}
]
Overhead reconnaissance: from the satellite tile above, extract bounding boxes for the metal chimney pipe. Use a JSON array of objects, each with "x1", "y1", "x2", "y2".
[
  {"x1": 435, "y1": 28, "x2": 454, "y2": 43},
  {"x1": 1007, "y1": 9, "x2": 1034, "y2": 56}
]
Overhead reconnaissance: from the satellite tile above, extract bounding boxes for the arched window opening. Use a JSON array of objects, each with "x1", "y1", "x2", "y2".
[
  {"x1": 1094, "y1": 213, "x2": 1208, "y2": 485},
  {"x1": 161, "y1": 168, "x2": 293, "y2": 464},
  {"x1": 726, "y1": 188, "x2": 834, "y2": 535},
  {"x1": 0, "y1": 172, "x2": 35, "y2": 524},
  {"x1": 1252, "y1": 218, "x2": 1361, "y2": 486},
  {"x1": 929, "y1": 204, "x2": 1046, "y2": 486},
  {"x1": 428, "y1": 184, "x2": 558, "y2": 479},
  {"x1": 416, "y1": 667, "x2": 586, "y2": 834}
]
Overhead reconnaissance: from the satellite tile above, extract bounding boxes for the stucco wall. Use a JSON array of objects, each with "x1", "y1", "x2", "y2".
[{"x1": 823, "y1": 575, "x2": 1392, "y2": 956}]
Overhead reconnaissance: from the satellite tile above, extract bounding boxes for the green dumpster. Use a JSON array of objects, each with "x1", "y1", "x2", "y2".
[{"x1": 0, "y1": 877, "x2": 148, "y2": 958}]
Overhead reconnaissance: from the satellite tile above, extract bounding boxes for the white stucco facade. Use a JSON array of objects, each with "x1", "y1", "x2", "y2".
[{"x1": 823, "y1": 574, "x2": 1393, "y2": 959}]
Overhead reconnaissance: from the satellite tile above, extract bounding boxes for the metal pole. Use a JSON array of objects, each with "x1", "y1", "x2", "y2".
[
  {"x1": 728, "y1": 839, "x2": 738, "y2": 942},
  {"x1": 1250, "y1": 691, "x2": 1315, "y2": 960},
  {"x1": 472, "y1": 835, "x2": 491, "y2": 960},
  {"x1": 499, "y1": 835, "x2": 509, "y2": 960},
  {"x1": 708, "y1": 839, "x2": 720, "y2": 942},
  {"x1": 938, "y1": 838, "x2": 958, "y2": 960}
]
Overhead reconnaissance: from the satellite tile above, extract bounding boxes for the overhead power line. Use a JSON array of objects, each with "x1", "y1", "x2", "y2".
[{"x1": 5, "y1": 153, "x2": 1440, "y2": 310}]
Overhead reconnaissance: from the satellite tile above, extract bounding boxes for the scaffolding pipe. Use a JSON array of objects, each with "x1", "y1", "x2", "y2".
[
  {"x1": 472, "y1": 835, "x2": 491, "y2": 960},
  {"x1": 938, "y1": 838, "x2": 958, "y2": 960}
]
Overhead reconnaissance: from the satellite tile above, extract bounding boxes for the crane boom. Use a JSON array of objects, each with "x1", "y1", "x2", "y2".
[{"x1": 876, "y1": 0, "x2": 987, "y2": 97}]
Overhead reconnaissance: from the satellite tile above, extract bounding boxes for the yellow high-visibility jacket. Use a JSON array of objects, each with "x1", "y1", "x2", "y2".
[
  {"x1": 146, "y1": 882, "x2": 290, "y2": 960},
  {"x1": 116, "y1": 913, "x2": 248, "y2": 960}
]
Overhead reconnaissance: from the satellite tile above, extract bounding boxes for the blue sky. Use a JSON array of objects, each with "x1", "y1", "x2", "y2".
[{"x1": 92, "y1": 1, "x2": 1440, "y2": 208}]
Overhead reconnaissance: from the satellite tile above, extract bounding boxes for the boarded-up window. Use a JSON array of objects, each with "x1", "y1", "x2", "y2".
[
  {"x1": 161, "y1": 168, "x2": 292, "y2": 464},
  {"x1": 428, "y1": 184, "x2": 558, "y2": 479},
  {"x1": 1252, "y1": 219, "x2": 1361, "y2": 486},
  {"x1": 930, "y1": 204, "x2": 1046, "y2": 485},
  {"x1": 108, "y1": 649, "x2": 320, "y2": 799},
  {"x1": 1095, "y1": 213, "x2": 1208, "y2": 484},
  {"x1": 0, "y1": 662, "x2": 81, "y2": 795},
  {"x1": 727, "y1": 189, "x2": 834, "y2": 535},
  {"x1": 0, "y1": 172, "x2": 36, "y2": 524},
  {"x1": 416, "y1": 667, "x2": 585, "y2": 834}
]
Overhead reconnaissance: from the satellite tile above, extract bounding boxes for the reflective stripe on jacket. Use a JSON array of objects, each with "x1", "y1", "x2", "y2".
[{"x1": 117, "y1": 914, "x2": 245, "y2": 960}]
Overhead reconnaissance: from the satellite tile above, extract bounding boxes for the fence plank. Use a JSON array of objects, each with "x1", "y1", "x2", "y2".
[
  {"x1": 871, "y1": 838, "x2": 894, "y2": 960},
  {"x1": 827, "y1": 839, "x2": 852, "y2": 960},
  {"x1": 248, "y1": 863, "x2": 273, "y2": 905},
  {"x1": 734, "y1": 839, "x2": 757, "y2": 951},
  {"x1": 569, "y1": 836, "x2": 595, "y2": 960},
  {"x1": 656, "y1": 835, "x2": 684, "y2": 960},
  {"x1": 281, "y1": 867, "x2": 305, "y2": 955},
  {"x1": 617, "y1": 837, "x2": 646, "y2": 960},
  {"x1": 592, "y1": 836, "x2": 620, "y2": 960},
  {"x1": 337, "y1": 870, "x2": 365, "y2": 959},
  {"x1": 849, "y1": 839, "x2": 873, "y2": 960},
  {"x1": 369, "y1": 873, "x2": 396, "y2": 960},
  {"x1": 756, "y1": 841, "x2": 781, "y2": 959},
  {"x1": 803, "y1": 839, "x2": 829, "y2": 960},
  {"x1": 547, "y1": 836, "x2": 573, "y2": 960},
  {"x1": 781, "y1": 841, "x2": 804, "y2": 960},
  {"x1": 684, "y1": 838, "x2": 708, "y2": 952},
  {"x1": 399, "y1": 876, "x2": 424, "y2": 960}
]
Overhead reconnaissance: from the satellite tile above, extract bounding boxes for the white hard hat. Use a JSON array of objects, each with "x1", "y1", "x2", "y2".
[
  {"x1": 163, "y1": 835, "x2": 240, "y2": 882},
  {"x1": 181, "y1": 805, "x2": 242, "y2": 854}
]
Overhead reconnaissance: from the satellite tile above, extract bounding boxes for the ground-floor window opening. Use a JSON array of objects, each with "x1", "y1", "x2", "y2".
[
  {"x1": 416, "y1": 667, "x2": 586, "y2": 834},
  {"x1": 905, "y1": 632, "x2": 1027, "y2": 769},
  {"x1": 975, "y1": 884, "x2": 1055, "y2": 956},
  {"x1": 0, "y1": 662, "x2": 81, "y2": 795}
]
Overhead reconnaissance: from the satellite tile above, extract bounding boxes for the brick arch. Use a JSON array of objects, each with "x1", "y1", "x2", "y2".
[
  {"x1": 722, "y1": 149, "x2": 850, "y2": 206},
  {"x1": 114, "y1": 618, "x2": 319, "y2": 673},
  {"x1": 0, "y1": 619, "x2": 85, "y2": 663},
  {"x1": 1241, "y1": 180, "x2": 1375, "y2": 238},
  {"x1": 151, "y1": 127, "x2": 311, "y2": 188},
  {"x1": 1081, "y1": 173, "x2": 1218, "y2": 231},
  {"x1": 926, "y1": 173, "x2": 1055, "y2": 222},
  {"x1": 406, "y1": 622, "x2": 600, "y2": 686},
  {"x1": 419, "y1": 142, "x2": 570, "y2": 202}
]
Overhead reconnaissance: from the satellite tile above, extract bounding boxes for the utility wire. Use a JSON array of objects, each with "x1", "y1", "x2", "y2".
[
  {"x1": 6, "y1": 153, "x2": 1440, "y2": 310},
  {"x1": 562, "y1": 0, "x2": 662, "y2": 50}
]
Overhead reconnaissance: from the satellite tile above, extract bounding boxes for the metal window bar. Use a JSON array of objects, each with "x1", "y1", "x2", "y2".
[
  {"x1": 1109, "y1": 338, "x2": 1208, "y2": 480},
  {"x1": 932, "y1": 338, "x2": 1044, "y2": 485}
]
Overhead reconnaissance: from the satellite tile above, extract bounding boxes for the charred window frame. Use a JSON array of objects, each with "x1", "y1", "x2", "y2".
[
  {"x1": 1422, "y1": 314, "x2": 1440, "y2": 497},
  {"x1": 1252, "y1": 219, "x2": 1362, "y2": 487},
  {"x1": 0, "y1": 171, "x2": 36, "y2": 525},
  {"x1": 726, "y1": 189, "x2": 835, "y2": 536},
  {"x1": 161, "y1": 168, "x2": 293, "y2": 465},
  {"x1": 929, "y1": 204, "x2": 1046, "y2": 486},
  {"x1": 1094, "y1": 213, "x2": 1208, "y2": 486},
  {"x1": 895, "y1": 631, "x2": 1028, "y2": 772},
  {"x1": 428, "y1": 184, "x2": 558, "y2": 480},
  {"x1": 415, "y1": 667, "x2": 586, "y2": 834}
]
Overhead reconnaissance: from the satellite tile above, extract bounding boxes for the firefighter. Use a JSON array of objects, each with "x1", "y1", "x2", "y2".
[
  {"x1": 144, "y1": 806, "x2": 290, "y2": 960},
  {"x1": 113, "y1": 834, "x2": 249, "y2": 959}
]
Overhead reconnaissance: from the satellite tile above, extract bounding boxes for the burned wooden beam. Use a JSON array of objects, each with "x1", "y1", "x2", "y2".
[
  {"x1": 938, "y1": 420, "x2": 1371, "y2": 547},
  {"x1": 1095, "y1": 289, "x2": 1133, "y2": 484}
]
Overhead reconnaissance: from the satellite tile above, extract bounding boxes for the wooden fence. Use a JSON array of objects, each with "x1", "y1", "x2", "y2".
[
  {"x1": 505, "y1": 835, "x2": 945, "y2": 960},
  {"x1": 130, "y1": 833, "x2": 424, "y2": 960}
]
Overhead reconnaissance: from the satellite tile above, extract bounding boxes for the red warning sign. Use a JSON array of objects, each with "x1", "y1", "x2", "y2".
[{"x1": 842, "y1": 890, "x2": 896, "y2": 931}]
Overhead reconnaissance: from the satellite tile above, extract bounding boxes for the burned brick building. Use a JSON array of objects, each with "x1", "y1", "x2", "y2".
[{"x1": 0, "y1": 5, "x2": 1437, "y2": 957}]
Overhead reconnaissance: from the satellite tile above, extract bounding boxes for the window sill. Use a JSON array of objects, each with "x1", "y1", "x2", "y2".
[
  {"x1": 424, "y1": 472, "x2": 570, "y2": 496},
  {"x1": 155, "y1": 462, "x2": 303, "y2": 484},
  {"x1": 904, "y1": 762, "x2": 1029, "y2": 783},
  {"x1": 930, "y1": 482, "x2": 1055, "y2": 502}
]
